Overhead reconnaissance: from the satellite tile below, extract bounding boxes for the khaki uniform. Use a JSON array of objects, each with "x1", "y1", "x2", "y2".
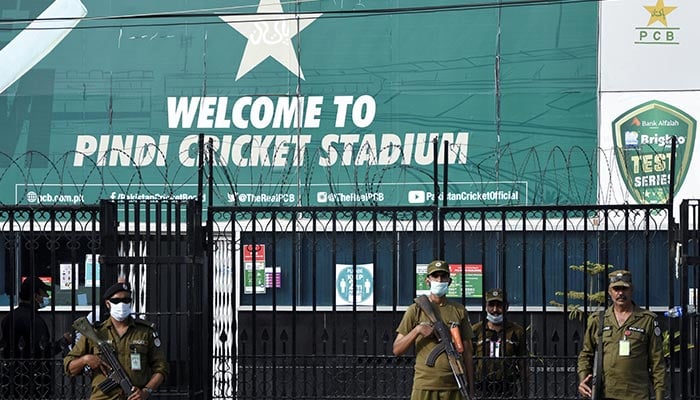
[
  {"x1": 471, "y1": 320, "x2": 527, "y2": 396},
  {"x1": 396, "y1": 300, "x2": 473, "y2": 394},
  {"x1": 577, "y1": 306, "x2": 665, "y2": 400},
  {"x1": 64, "y1": 317, "x2": 169, "y2": 400}
]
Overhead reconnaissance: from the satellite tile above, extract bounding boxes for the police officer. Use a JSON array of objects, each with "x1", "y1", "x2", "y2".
[
  {"x1": 1, "y1": 277, "x2": 73, "y2": 398},
  {"x1": 64, "y1": 281, "x2": 169, "y2": 400},
  {"x1": 393, "y1": 260, "x2": 476, "y2": 400},
  {"x1": 577, "y1": 270, "x2": 665, "y2": 400},
  {"x1": 472, "y1": 288, "x2": 528, "y2": 398}
]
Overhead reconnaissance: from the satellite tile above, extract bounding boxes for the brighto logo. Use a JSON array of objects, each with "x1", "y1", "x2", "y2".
[{"x1": 624, "y1": 131, "x2": 639, "y2": 148}]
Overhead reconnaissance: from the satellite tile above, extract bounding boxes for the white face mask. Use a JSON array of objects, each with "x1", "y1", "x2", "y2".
[
  {"x1": 486, "y1": 312, "x2": 504, "y2": 324},
  {"x1": 109, "y1": 302, "x2": 132, "y2": 321},
  {"x1": 429, "y1": 281, "x2": 449, "y2": 297}
]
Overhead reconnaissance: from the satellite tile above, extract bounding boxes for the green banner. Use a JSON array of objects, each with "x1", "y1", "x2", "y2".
[{"x1": 0, "y1": 0, "x2": 598, "y2": 206}]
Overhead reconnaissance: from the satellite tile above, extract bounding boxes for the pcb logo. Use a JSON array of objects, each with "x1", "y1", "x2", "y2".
[{"x1": 612, "y1": 100, "x2": 695, "y2": 204}]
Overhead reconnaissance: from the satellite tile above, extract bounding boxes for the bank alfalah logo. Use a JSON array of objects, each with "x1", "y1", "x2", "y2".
[{"x1": 635, "y1": 0, "x2": 679, "y2": 45}]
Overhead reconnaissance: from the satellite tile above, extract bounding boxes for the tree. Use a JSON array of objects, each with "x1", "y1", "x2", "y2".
[{"x1": 550, "y1": 261, "x2": 610, "y2": 320}]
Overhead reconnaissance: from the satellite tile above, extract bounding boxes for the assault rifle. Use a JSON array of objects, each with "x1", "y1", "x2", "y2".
[
  {"x1": 72, "y1": 317, "x2": 135, "y2": 397},
  {"x1": 591, "y1": 310, "x2": 605, "y2": 400},
  {"x1": 415, "y1": 295, "x2": 472, "y2": 400}
]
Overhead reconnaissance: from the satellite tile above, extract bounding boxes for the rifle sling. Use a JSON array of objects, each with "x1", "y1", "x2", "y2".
[
  {"x1": 596, "y1": 310, "x2": 605, "y2": 378},
  {"x1": 415, "y1": 295, "x2": 447, "y2": 365}
]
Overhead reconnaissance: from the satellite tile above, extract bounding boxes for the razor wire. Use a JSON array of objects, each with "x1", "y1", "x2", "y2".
[{"x1": 0, "y1": 140, "x2": 673, "y2": 207}]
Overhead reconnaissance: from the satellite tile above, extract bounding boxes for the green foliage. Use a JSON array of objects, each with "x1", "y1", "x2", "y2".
[
  {"x1": 550, "y1": 261, "x2": 610, "y2": 320},
  {"x1": 663, "y1": 330, "x2": 695, "y2": 358}
]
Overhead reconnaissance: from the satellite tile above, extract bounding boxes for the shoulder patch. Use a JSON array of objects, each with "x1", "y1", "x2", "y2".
[
  {"x1": 133, "y1": 318, "x2": 156, "y2": 330},
  {"x1": 654, "y1": 327, "x2": 661, "y2": 337}
]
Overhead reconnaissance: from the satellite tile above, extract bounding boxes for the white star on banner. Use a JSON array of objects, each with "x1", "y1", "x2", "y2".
[{"x1": 220, "y1": 0, "x2": 322, "y2": 80}]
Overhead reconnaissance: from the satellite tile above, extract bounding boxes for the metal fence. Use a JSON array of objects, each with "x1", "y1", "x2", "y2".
[
  {"x1": 0, "y1": 201, "x2": 207, "y2": 399},
  {"x1": 209, "y1": 203, "x2": 695, "y2": 399},
  {"x1": 2, "y1": 200, "x2": 699, "y2": 399}
]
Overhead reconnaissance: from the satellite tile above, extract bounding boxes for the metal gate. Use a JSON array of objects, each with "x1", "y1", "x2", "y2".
[
  {"x1": 99, "y1": 199, "x2": 209, "y2": 399},
  {"x1": 675, "y1": 199, "x2": 700, "y2": 399},
  {"x1": 4, "y1": 198, "x2": 700, "y2": 399},
  {"x1": 0, "y1": 200, "x2": 208, "y2": 399},
  {"x1": 209, "y1": 203, "x2": 691, "y2": 399}
]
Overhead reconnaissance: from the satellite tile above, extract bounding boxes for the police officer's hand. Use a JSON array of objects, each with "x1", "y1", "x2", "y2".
[
  {"x1": 578, "y1": 374, "x2": 593, "y2": 398},
  {"x1": 82, "y1": 354, "x2": 102, "y2": 369},
  {"x1": 126, "y1": 387, "x2": 149, "y2": 400},
  {"x1": 415, "y1": 322, "x2": 434, "y2": 338},
  {"x1": 82, "y1": 354, "x2": 110, "y2": 375}
]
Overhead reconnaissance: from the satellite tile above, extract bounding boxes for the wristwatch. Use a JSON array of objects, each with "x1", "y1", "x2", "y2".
[{"x1": 143, "y1": 386, "x2": 154, "y2": 396}]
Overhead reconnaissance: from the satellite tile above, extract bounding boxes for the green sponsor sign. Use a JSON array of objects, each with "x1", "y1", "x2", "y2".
[
  {"x1": 243, "y1": 244, "x2": 266, "y2": 294},
  {"x1": 416, "y1": 263, "x2": 482, "y2": 298},
  {"x1": 612, "y1": 100, "x2": 696, "y2": 204},
  {"x1": 0, "y1": 0, "x2": 598, "y2": 206}
]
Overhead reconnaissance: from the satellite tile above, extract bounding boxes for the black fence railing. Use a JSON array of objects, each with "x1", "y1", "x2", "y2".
[
  {"x1": 2, "y1": 200, "x2": 700, "y2": 399},
  {"x1": 0, "y1": 201, "x2": 207, "y2": 399},
  {"x1": 209, "y1": 203, "x2": 698, "y2": 399}
]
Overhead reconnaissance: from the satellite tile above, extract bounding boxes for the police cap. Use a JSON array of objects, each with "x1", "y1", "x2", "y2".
[
  {"x1": 103, "y1": 281, "x2": 132, "y2": 301},
  {"x1": 19, "y1": 277, "x2": 51, "y2": 300},
  {"x1": 608, "y1": 269, "x2": 632, "y2": 288},
  {"x1": 427, "y1": 260, "x2": 450, "y2": 276},
  {"x1": 485, "y1": 288, "x2": 505, "y2": 303}
]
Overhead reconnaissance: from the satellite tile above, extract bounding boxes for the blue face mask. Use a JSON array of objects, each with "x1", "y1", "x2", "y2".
[
  {"x1": 430, "y1": 281, "x2": 449, "y2": 297},
  {"x1": 487, "y1": 312, "x2": 504, "y2": 324},
  {"x1": 39, "y1": 296, "x2": 50, "y2": 309}
]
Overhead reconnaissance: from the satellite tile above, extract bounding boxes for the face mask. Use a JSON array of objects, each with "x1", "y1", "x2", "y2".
[
  {"x1": 109, "y1": 302, "x2": 132, "y2": 321},
  {"x1": 486, "y1": 312, "x2": 504, "y2": 324},
  {"x1": 430, "y1": 281, "x2": 449, "y2": 297},
  {"x1": 39, "y1": 296, "x2": 50, "y2": 309}
]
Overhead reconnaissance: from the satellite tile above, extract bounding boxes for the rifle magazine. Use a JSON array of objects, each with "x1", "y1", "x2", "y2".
[{"x1": 98, "y1": 377, "x2": 119, "y2": 394}]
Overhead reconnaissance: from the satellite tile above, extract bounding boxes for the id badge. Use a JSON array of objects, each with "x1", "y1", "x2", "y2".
[
  {"x1": 619, "y1": 339, "x2": 630, "y2": 356},
  {"x1": 130, "y1": 352, "x2": 142, "y2": 370}
]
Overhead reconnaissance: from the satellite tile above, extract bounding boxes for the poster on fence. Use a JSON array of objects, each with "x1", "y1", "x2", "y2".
[
  {"x1": 243, "y1": 244, "x2": 266, "y2": 294},
  {"x1": 84, "y1": 254, "x2": 100, "y2": 288},
  {"x1": 416, "y1": 263, "x2": 483, "y2": 298},
  {"x1": 335, "y1": 263, "x2": 374, "y2": 306},
  {"x1": 265, "y1": 266, "x2": 282, "y2": 289},
  {"x1": 60, "y1": 263, "x2": 79, "y2": 290}
]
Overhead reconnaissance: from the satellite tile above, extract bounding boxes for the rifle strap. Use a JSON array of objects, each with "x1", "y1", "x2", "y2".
[
  {"x1": 415, "y1": 295, "x2": 441, "y2": 324},
  {"x1": 596, "y1": 310, "x2": 605, "y2": 383},
  {"x1": 415, "y1": 295, "x2": 447, "y2": 366},
  {"x1": 596, "y1": 310, "x2": 605, "y2": 351}
]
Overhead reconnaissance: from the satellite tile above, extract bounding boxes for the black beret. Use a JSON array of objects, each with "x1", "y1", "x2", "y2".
[
  {"x1": 20, "y1": 277, "x2": 51, "y2": 300},
  {"x1": 103, "y1": 282, "x2": 131, "y2": 300}
]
